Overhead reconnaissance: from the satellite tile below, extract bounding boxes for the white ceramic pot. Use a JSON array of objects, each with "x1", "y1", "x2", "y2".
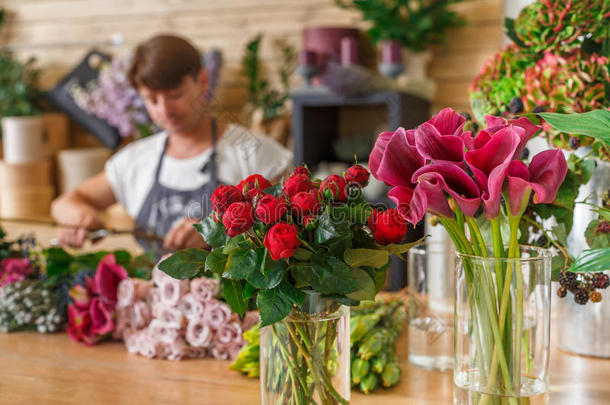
[{"x1": 1, "y1": 116, "x2": 45, "y2": 163}]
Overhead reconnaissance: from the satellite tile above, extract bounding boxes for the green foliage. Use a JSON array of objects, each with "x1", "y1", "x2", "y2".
[
  {"x1": 256, "y1": 280, "x2": 305, "y2": 327},
  {"x1": 157, "y1": 248, "x2": 208, "y2": 279},
  {"x1": 569, "y1": 248, "x2": 610, "y2": 273},
  {"x1": 195, "y1": 216, "x2": 229, "y2": 248},
  {"x1": 222, "y1": 278, "x2": 248, "y2": 317},
  {"x1": 534, "y1": 110, "x2": 610, "y2": 146},
  {"x1": 335, "y1": 0, "x2": 466, "y2": 52},
  {"x1": 0, "y1": 51, "x2": 41, "y2": 124},
  {"x1": 241, "y1": 34, "x2": 296, "y2": 120}
]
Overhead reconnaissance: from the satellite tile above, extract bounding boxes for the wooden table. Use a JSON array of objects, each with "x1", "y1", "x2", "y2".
[{"x1": 1, "y1": 222, "x2": 609, "y2": 405}]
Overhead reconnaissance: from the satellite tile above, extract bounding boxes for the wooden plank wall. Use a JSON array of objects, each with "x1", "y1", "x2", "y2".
[{"x1": 2, "y1": 0, "x2": 502, "y2": 123}]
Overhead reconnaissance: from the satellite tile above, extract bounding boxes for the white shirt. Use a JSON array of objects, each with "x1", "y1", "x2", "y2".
[{"x1": 105, "y1": 124, "x2": 293, "y2": 218}]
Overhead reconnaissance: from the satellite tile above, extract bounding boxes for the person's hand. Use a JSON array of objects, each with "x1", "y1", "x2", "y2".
[
  {"x1": 163, "y1": 217, "x2": 209, "y2": 251},
  {"x1": 56, "y1": 205, "x2": 105, "y2": 248}
]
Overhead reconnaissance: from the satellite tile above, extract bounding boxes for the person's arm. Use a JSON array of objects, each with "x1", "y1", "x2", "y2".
[{"x1": 51, "y1": 172, "x2": 117, "y2": 247}]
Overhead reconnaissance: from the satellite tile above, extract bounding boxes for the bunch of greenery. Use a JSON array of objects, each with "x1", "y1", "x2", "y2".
[
  {"x1": 335, "y1": 0, "x2": 466, "y2": 53},
  {"x1": 0, "y1": 51, "x2": 41, "y2": 121}
]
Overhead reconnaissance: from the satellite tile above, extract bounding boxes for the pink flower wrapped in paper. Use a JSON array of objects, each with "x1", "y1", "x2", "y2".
[
  {"x1": 178, "y1": 293, "x2": 205, "y2": 321},
  {"x1": 203, "y1": 299, "x2": 233, "y2": 330},
  {"x1": 186, "y1": 317, "x2": 214, "y2": 348},
  {"x1": 190, "y1": 277, "x2": 220, "y2": 303}
]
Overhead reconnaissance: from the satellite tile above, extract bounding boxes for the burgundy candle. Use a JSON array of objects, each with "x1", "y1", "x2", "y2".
[
  {"x1": 298, "y1": 50, "x2": 317, "y2": 67},
  {"x1": 381, "y1": 40, "x2": 402, "y2": 64},
  {"x1": 340, "y1": 37, "x2": 359, "y2": 67}
]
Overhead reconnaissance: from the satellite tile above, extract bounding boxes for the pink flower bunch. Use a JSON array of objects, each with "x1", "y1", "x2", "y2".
[
  {"x1": 369, "y1": 108, "x2": 568, "y2": 223},
  {"x1": 67, "y1": 254, "x2": 128, "y2": 345},
  {"x1": 0, "y1": 258, "x2": 33, "y2": 286},
  {"x1": 118, "y1": 263, "x2": 257, "y2": 361}
]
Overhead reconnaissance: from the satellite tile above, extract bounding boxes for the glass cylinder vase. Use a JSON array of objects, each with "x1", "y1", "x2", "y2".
[
  {"x1": 260, "y1": 290, "x2": 350, "y2": 405},
  {"x1": 454, "y1": 247, "x2": 551, "y2": 405}
]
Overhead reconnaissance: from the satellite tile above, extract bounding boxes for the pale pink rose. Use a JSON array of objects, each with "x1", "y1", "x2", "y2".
[
  {"x1": 123, "y1": 331, "x2": 140, "y2": 354},
  {"x1": 211, "y1": 342, "x2": 244, "y2": 361},
  {"x1": 130, "y1": 301, "x2": 152, "y2": 330},
  {"x1": 185, "y1": 318, "x2": 213, "y2": 348},
  {"x1": 214, "y1": 322, "x2": 243, "y2": 345},
  {"x1": 148, "y1": 319, "x2": 180, "y2": 344},
  {"x1": 241, "y1": 311, "x2": 261, "y2": 332},
  {"x1": 203, "y1": 299, "x2": 232, "y2": 330},
  {"x1": 116, "y1": 279, "x2": 135, "y2": 308},
  {"x1": 148, "y1": 289, "x2": 162, "y2": 308},
  {"x1": 158, "y1": 306, "x2": 184, "y2": 329},
  {"x1": 134, "y1": 280, "x2": 153, "y2": 301},
  {"x1": 160, "y1": 278, "x2": 189, "y2": 307},
  {"x1": 136, "y1": 331, "x2": 158, "y2": 358},
  {"x1": 190, "y1": 277, "x2": 220, "y2": 303},
  {"x1": 113, "y1": 307, "x2": 131, "y2": 339},
  {"x1": 178, "y1": 293, "x2": 205, "y2": 321},
  {"x1": 166, "y1": 337, "x2": 187, "y2": 361}
]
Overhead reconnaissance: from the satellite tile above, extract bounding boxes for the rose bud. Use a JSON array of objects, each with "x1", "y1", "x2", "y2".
[
  {"x1": 370, "y1": 208, "x2": 408, "y2": 245},
  {"x1": 222, "y1": 202, "x2": 255, "y2": 237},
  {"x1": 292, "y1": 166, "x2": 311, "y2": 177},
  {"x1": 238, "y1": 174, "x2": 272, "y2": 194},
  {"x1": 301, "y1": 215, "x2": 317, "y2": 230},
  {"x1": 290, "y1": 191, "x2": 321, "y2": 218},
  {"x1": 244, "y1": 187, "x2": 266, "y2": 203},
  {"x1": 211, "y1": 185, "x2": 243, "y2": 215},
  {"x1": 283, "y1": 173, "x2": 314, "y2": 198},
  {"x1": 255, "y1": 194, "x2": 287, "y2": 224},
  {"x1": 320, "y1": 174, "x2": 347, "y2": 201},
  {"x1": 345, "y1": 164, "x2": 370, "y2": 186},
  {"x1": 263, "y1": 222, "x2": 301, "y2": 261}
]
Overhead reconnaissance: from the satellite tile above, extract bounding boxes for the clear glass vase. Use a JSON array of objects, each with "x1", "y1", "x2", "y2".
[
  {"x1": 260, "y1": 290, "x2": 350, "y2": 405},
  {"x1": 454, "y1": 247, "x2": 551, "y2": 405}
]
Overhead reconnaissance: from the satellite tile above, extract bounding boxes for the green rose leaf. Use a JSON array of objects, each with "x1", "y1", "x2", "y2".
[
  {"x1": 243, "y1": 281, "x2": 256, "y2": 300},
  {"x1": 380, "y1": 238, "x2": 426, "y2": 256},
  {"x1": 247, "y1": 259, "x2": 287, "y2": 290},
  {"x1": 205, "y1": 248, "x2": 228, "y2": 274},
  {"x1": 310, "y1": 255, "x2": 358, "y2": 295},
  {"x1": 314, "y1": 209, "x2": 350, "y2": 245},
  {"x1": 290, "y1": 263, "x2": 314, "y2": 288},
  {"x1": 158, "y1": 248, "x2": 208, "y2": 279},
  {"x1": 224, "y1": 249, "x2": 257, "y2": 280},
  {"x1": 345, "y1": 268, "x2": 376, "y2": 301},
  {"x1": 222, "y1": 234, "x2": 252, "y2": 254},
  {"x1": 196, "y1": 215, "x2": 229, "y2": 247},
  {"x1": 344, "y1": 248, "x2": 389, "y2": 269},
  {"x1": 257, "y1": 280, "x2": 305, "y2": 326},
  {"x1": 293, "y1": 248, "x2": 313, "y2": 261},
  {"x1": 43, "y1": 247, "x2": 74, "y2": 277},
  {"x1": 569, "y1": 248, "x2": 610, "y2": 273},
  {"x1": 222, "y1": 278, "x2": 248, "y2": 316}
]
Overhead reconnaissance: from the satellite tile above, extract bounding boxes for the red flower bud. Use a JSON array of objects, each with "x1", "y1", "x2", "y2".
[
  {"x1": 368, "y1": 208, "x2": 408, "y2": 245},
  {"x1": 211, "y1": 185, "x2": 243, "y2": 215},
  {"x1": 290, "y1": 191, "x2": 322, "y2": 218},
  {"x1": 255, "y1": 194, "x2": 287, "y2": 224},
  {"x1": 345, "y1": 164, "x2": 370, "y2": 186},
  {"x1": 301, "y1": 215, "x2": 317, "y2": 230},
  {"x1": 238, "y1": 174, "x2": 272, "y2": 194},
  {"x1": 222, "y1": 202, "x2": 254, "y2": 237},
  {"x1": 283, "y1": 174, "x2": 314, "y2": 198},
  {"x1": 263, "y1": 222, "x2": 301, "y2": 261},
  {"x1": 320, "y1": 174, "x2": 347, "y2": 201},
  {"x1": 292, "y1": 166, "x2": 311, "y2": 177}
]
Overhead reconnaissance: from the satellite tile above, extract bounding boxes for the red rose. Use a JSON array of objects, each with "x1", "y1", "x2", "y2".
[
  {"x1": 301, "y1": 215, "x2": 317, "y2": 230},
  {"x1": 238, "y1": 174, "x2": 272, "y2": 193},
  {"x1": 292, "y1": 166, "x2": 311, "y2": 177},
  {"x1": 368, "y1": 208, "x2": 408, "y2": 245},
  {"x1": 283, "y1": 174, "x2": 314, "y2": 198},
  {"x1": 264, "y1": 222, "x2": 301, "y2": 261},
  {"x1": 255, "y1": 194, "x2": 287, "y2": 224},
  {"x1": 222, "y1": 202, "x2": 255, "y2": 237},
  {"x1": 211, "y1": 185, "x2": 243, "y2": 215},
  {"x1": 320, "y1": 174, "x2": 347, "y2": 201},
  {"x1": 244, "y1": 188, "x2": 266, "y2": 203},
  {"x1": 345, "y1": 164, "x2": 370, "y2": 186},
  {"x1": 291, "y1": 191, "x2": 321, "y2": 218}
]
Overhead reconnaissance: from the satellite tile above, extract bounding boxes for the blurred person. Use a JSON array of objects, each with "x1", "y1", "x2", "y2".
[{"x1": 52, "y1": 34, "x2": 292, "y2": 253}]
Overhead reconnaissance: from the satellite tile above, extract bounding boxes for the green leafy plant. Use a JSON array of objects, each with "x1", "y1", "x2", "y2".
[
  {"x1": 0, "y1": 51, "x2": 41, "y2": 120},
  {"x1": 335, "y1": 0, "x2": 466, "y2": 52},
  {"x1": 241, "y1": 34, "x2": 295, "y2": 121}
]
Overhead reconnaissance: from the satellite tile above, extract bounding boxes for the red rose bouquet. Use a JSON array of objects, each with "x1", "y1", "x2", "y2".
[{"x1": 159, "y1": 168, "x2": 419, "y2": 403}]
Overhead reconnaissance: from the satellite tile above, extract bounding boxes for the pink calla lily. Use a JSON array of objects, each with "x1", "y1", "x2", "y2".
[
  {"x1": 427, "y1": 107, "x2": 467, "y2": 136},
  {"x1": 89, "y1": 297, "x2": 115, "y2": 336},
  {"x1": 369, "y1": 127, "x2": 424, "y2": 188},
  {"x1": 506, "y1": 150, "x2": 568, "y2": 216},
  {"x1": 92, "y1": 254, "x2": 128, "y2": 305},
  {"x1": 68, "y1": 284, "x2": 91, "y2": 310},
  {"x1": 415, "y1": 122, "x2": 466, "y2": 164},
  {"x1": 485, "y1": 115, "x2": 541, "y2": 159},
  {"x1": 412, "y1": 163, "x2": 482, "y2": 217},
  {"x1": 465, "y1": 126, "x2": 521, "y2": 218},
  {"x1": 387, "y1": 186, "x2": 427, "y2": 225}
]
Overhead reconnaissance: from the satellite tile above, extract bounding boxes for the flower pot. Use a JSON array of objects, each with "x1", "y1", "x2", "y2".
[
  {"x1": 559, "y1": 158, "x2": 610, "y2": 357},
  {"x1": 454, "y1": 247, "x2": 551, "y2": 405},
  {"x1": 260, "y1": 290, "x2": 350, "y2": 405},
  {"x1": 57, "y1": 147, "x2": 110, "y2": 193},
  {"x1": 1, "y1": 116, "x2": 45, "y2": 163}
]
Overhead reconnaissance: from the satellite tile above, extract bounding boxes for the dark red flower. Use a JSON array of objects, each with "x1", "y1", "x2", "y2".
[
  {"x1": 368, "y1": 209, "x2": 408, "y2": 245},
  {"x1": 264, "y1": 223, "x2": 301, "y2": 261},
  {"x1": 255, "y1": 194, "x2": 287, "y2": 224},
  {"x1": 292, "y1": 166, "x2": 311, "y2": 177},
  {"x1": 283, "y1": 174, "x2": 314, "y2": 198},
  {"x1": 290, "y1": 191, "x2": 322, "y2": 218},
  {"x1": 211, "y1": 185, "x2": 243, "y2": 215},
  {"x1": 345, "y1": 164, "x2": 370, "y2": 186},
  {"x1": 238, "y1": 174, "x2": 272, "y2": 195},
  {"x1": 301, "y1": 215, "x2": 317, "y2": 230},
  {"x1": 222, "y1": 202, "x2": 255, "y2": 237},
  {"x1": 320, "y1": 174, "x2": 347, "y2": 201}
]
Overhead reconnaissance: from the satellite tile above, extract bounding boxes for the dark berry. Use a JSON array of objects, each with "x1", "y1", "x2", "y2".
[
  {"x1": 521, "y1": 147, "x2": 530, "y2": 160},
  {"x1": 532, "y1": 105, "x2": 546, "y2": 114},
  {"x1": 459, "y1": 112, "x2": 472, "y2": 121},
  {"x1": 509, "y1": 97, "x2": 524, "y2": 114},
  {"x1": 556, "y1": 287, "x2": 567, "y2": 298},
  {"x1": 569, "y1": 137, "x2": 581, "y2": 149},
  {"x1": 595, "y1": 273, "x2": 609, "y2": 289},
  {"x1": 589, "y1": 291, "x2": 602, "y2": 303},
  {"x1": 574, "y1": 289, "x2": 589, "y2": 305},
  {"x1": 597, "y1": 221, "x2": 610, "y2": 234},
  {"x1": 559, "y1": 271, "x2": 579, "y2": 291},
  {"x1": 536, "y1": 234, "x2": 548, "y2": 247}
]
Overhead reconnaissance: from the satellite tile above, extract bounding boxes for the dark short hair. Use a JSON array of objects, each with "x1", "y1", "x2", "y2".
[{"x1": 128, "y1": 34, "x2": 202, "y2": 90}]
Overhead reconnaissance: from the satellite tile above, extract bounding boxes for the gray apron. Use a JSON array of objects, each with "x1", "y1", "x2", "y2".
[{"x1": 135, "y1": 120, "x2": 218, "y2": 255}]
